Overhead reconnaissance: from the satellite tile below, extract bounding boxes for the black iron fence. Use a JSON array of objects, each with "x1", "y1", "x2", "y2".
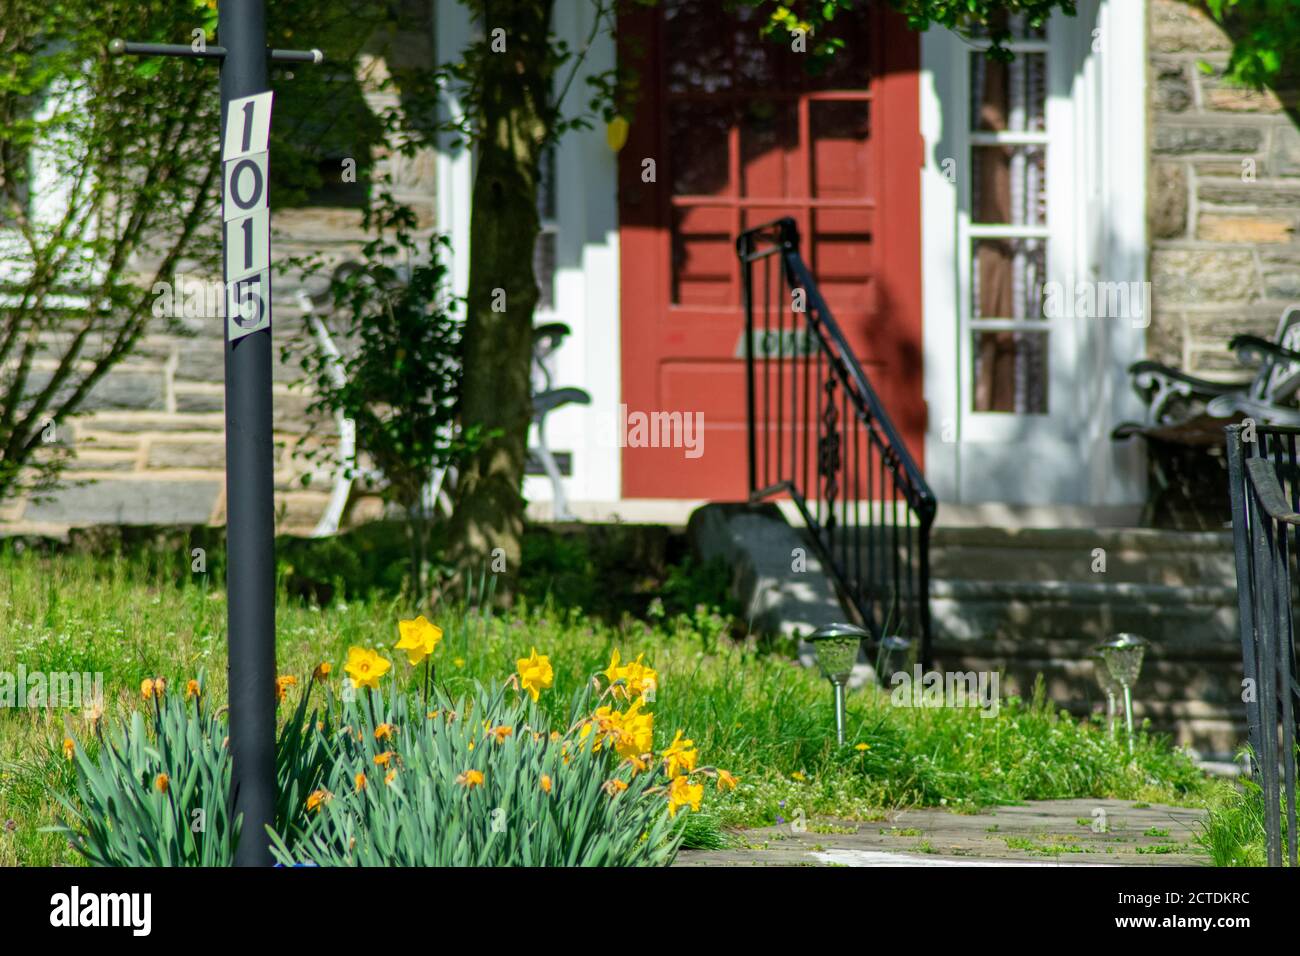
[
  {"x1": 737, "y1": 217, "x2": 936, "y2": 667},
  {"x1": 1226, "y1": 423, "x2": 1300, "y2": 866}
]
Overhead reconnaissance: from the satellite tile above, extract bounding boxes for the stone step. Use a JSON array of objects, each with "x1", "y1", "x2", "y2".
[
  {"x1": 930, "y1": 578, "x2": 1237, "y2": 646},
  {"x1": 928, "y1": 527, "x2": 1236, "y2": 587}
]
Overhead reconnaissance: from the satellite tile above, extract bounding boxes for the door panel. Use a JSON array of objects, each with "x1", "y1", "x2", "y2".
[{"x1": 619, "y1": 0, "x2": 923, "y2": 499}]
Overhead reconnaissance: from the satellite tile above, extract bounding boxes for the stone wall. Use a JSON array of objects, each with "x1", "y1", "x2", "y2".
[
  {"x1": 0, "y1": 9, "x2": 436, "y2": 537},
  {"x1": 1148, "y1": 0, "x2": 1300, "y2": 373}
]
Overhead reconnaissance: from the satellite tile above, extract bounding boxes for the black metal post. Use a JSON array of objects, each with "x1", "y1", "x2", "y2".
[
  {"x1": 220, "y1": 0, "x2": 276, "y2": 869},
  {"x1": 111, "y1": 2, "x2": 320, "y2": 870}
]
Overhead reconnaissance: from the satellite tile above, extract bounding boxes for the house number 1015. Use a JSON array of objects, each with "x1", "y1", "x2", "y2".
[{"x1": 222, "y1": 91, "x2": 273, "y2": 341}]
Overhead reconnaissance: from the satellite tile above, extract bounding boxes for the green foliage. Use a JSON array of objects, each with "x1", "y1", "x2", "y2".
[
  {"x1": 273, "y1": 683, "x2": 684, "y2": 867},
  {"x1": 1196, "y1": 764, "x2": 1295, "y2": 866},
  {"x1": 1201, "y1": 0, "x2": 1300, "y2": 96},
  {"x1": 285, "y1": 197, "x2": 480, "y2": 601},
  {"x1": 51, "y1": 678, "x2": 239, "y2": 866},
  {"x1": 49, "y1": 673, "x2": 330, "y2": 867}
]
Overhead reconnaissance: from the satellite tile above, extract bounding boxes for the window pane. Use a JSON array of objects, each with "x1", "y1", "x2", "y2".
[
  {"x1": 670, "y1": 102, "x2": 732, "y2": 196},
  {"x1": 968, "y1": 11, "x2": 1047, "y2": 41},
  {"x1": 971, "y1": 53, "x2": 1046, "y2": 132},
  {"x1": 741, "y1": 98, "x2": 798, "y2": 199},
  {"x1": 533, "y1": 231, "x2": 556, "y2": 312},
  {"x1": 534, "y1": 147, "x2": 557, "y2": 222},
  {"x1": 665, "y1": 0, "x2": 732, "y2": 93},
  {"x1": 972, "y1": 144, "x2": 1046, "y2": 226},
  {"x1": 971, "y1": 238, "x2": 1047, "y2": 321},
  {"x1": 811, "y1": 100, "x2": 871, "y2": 199},
  {"x1": 973, "y1": 331, "x2": 1048, "y2": 413}
]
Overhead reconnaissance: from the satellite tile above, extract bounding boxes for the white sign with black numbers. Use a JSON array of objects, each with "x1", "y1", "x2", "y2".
[{"x1": 222, "y1": 92, "x2": 274, "y2": 341}]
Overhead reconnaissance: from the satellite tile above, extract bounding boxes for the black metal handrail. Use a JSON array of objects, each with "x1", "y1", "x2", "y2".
[
  {"x1": 1226, "y1": 423, "x2": 1300, "y2": 866},
  {"x1": 737, "y1": 217, "x2": 937, "y2": 667}
]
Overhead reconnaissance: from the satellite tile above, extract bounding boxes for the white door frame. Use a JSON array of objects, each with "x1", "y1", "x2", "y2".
[
  {"x1": 433, "y1": 1, "x2": 623, "y2": 511},
  {"x1": 920, "y1": 0, "x2": 1146, "y2": 510}
]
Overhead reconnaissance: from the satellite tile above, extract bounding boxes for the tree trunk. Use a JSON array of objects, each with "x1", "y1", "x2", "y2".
[{"x1": 448, "y1": 0, "x2": 556, "y2": 594}]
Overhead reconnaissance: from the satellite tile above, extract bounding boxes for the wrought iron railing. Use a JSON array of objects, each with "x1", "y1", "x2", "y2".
[
  {"x1": 1226, "y1": 423, "x2": 1300, "y2": 866},
  {"x1": 737, "y1": 217, "x2": 936, "y2": 667}
]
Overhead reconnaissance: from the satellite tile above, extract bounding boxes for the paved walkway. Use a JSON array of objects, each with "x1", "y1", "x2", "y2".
[{"x1": 675, "y1": 798, "x2": 1209, "y2": 867}]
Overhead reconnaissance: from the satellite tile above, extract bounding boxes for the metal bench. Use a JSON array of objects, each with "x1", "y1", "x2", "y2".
[
  {"x1": 1115, "y1": 305, "x2": 1300, "y2": 437},
  {"x1": 1114, "y1": 306, "x2": 1300, "y2": 527}
]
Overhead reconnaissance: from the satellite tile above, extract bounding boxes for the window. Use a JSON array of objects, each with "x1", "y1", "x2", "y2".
[
  {"x1": 534, "y1": 145, "x2": 557, "y2": 313},
  {"x1": 966, "y1": 14, "x2": 1050, "y2": 414}
]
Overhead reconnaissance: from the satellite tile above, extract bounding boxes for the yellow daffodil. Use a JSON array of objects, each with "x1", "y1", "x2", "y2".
[
  {"x1": 385, "y1": 770, "x2": 398, "y2": 786},
  {"x1": 626, "y1": 754, "x2": 649, "y2": 775},
  {"x1": 663, "y1": 730, "x2": 698, "y2": 778},
  {"x1": 185, "y1": 679, "x2": 201, "y2": 700},
  {"x1": 617, "y1": 700, "x2": 654, "y2": 759},
  {"x1": 457, "y1": 769, "x2": 485, "y2": 789},
  {"x1": 140, "y1": 678, "x2": 154, "y2": 701},
  {"x1": 603, "y1": 778, "x2": 629, "y2": 796},
  {"x1": 491, "y1": 725, "x2": 513, "y2": 744},
  {"x1": 374, "y1": 751, "x2": 394, "y2": 767},
  {"x1": 716, "y1": 769, "x2": 738, "y2": 791},
  {"x1": 354, "y1": 772, "x2": 367, "y2": 791},
  {"x1": 516, "y1": 648, "x2": 554, "y2": 702},
  {"x1": 667, "y1": 775, "x2": 703, "y2": 816},
  {"x1": 395, "y1": 615, "x2": 443, "y2": 666},
  {"x1": 603, "y1": 649, "x2": 623, "y2": 687},
  {"x1": 312, "y1": 662, "x2": 332, "y2": 682},
  {"x1": 603, "y1": 650, "x2": 659, "y2": 700},
  {"x1": 62, "y1": 738, "x2": 75, "y2": 761},
  {"x1": 344, "y1": 646, "x2": 391, "y2": 690},
  {"x1": 621, "y1": 654, "x2": 659, "y2": 699},
  {"x1": 306, "y1": 789, "x2": 330, "y2": 812},
  {"x1": 275, "y1": 675, "x2": 297, "y2": 703},
  {"x1": 540, "y1": 774, "x2": 552, "y2": 794},
  {"x1": 375, "y1": 723, "x2": 395, "y2": 741},
  {"x1": 152, "y1": 677, "x2": 167, "y2": 697},
  {"x1": 154, "y1": 773, "x2": 169, "y2": 793}
]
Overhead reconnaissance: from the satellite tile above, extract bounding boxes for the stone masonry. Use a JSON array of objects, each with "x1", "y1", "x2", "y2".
[{"x1": 1148, "y1": 0, "x2": 1300, "y2": 373}]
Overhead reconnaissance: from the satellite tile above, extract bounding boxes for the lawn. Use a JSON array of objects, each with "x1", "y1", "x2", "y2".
[{"x1": 0, "y1": 530, "x2": 1218, "y2": 866}]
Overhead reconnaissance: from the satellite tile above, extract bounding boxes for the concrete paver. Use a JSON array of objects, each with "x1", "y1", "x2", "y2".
[{"x1": 674, "y1": 798, "x2": 1209, "y2": 867}]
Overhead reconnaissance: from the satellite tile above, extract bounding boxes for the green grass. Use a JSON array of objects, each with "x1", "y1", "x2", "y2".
[
  {"x1": 1195, "y1": 776, "x2": 1278, "y2": 867},
  {"x1": 0, "y1": 543, "x2": 1216, "y2": 866}
]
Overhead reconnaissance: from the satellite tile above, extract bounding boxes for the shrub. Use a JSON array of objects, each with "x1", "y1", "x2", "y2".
[
  {"x1": 51, "y1": 673, "x2": 330, "y2": 867},
  {"x1": 51, "y1": 633, "x2": 721, "y2": 867},
  {"x1": 273, "y1": 682, "x2": 686, "y2": 866}
]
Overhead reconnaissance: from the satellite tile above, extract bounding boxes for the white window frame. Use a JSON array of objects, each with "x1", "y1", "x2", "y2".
[{"x1": 921, "y1": 0, "x2": 1146, "y2": 510}]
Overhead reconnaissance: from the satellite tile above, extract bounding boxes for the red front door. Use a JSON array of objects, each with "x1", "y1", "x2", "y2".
[{"x1": 619, "y1": 0, "x2": 924, "y2": 500}]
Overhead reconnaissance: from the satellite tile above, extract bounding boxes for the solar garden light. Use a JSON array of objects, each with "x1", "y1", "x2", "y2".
[
  {"x1": 1089, "y1": 649, "x2": 1121, "y2": 737},
  {"x1": 809, "y1": 623, "x2": 869, "y2": 746},
  {"x1": 1098, "y1": 634, "x2": 1148, "y2": 754},
  {"x1": 876, "y1": 634, "x2": 914, "y2": 685}
]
